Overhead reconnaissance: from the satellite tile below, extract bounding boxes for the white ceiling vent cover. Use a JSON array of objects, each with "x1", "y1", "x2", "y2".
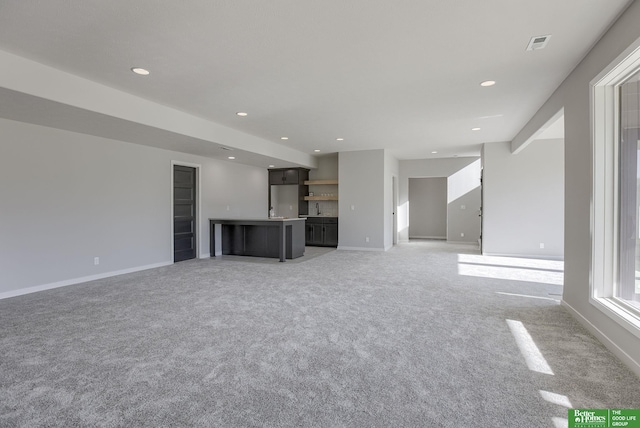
[{"x1": 526, "y1": 35, "x2": 551, "y2": 51}]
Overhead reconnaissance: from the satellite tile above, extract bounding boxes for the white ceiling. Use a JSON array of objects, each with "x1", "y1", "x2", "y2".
[{"x1": 0, "y1": 0, "x2": 632, "y2": 164}]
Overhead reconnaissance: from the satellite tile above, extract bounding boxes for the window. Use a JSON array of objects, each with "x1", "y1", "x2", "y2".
[
  {"x1": 591, "y1": 38, "x2": 640, "y2": 338},
  {"x1": 618, "y1": 69, "x2": 640, "y2": 310}
]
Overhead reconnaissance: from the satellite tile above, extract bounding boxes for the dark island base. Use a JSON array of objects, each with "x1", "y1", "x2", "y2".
[{"x1": 210, "y1": 219, "x2": 305, "y2": 262}]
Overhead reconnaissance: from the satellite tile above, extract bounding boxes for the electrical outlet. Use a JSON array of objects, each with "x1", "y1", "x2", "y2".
[
  {"x1": 289, "y1": 205, "x2": 293, "y2": 210},
  {"x1": 460, "y1": 205, "x2": 466, "y2": 210},
  {"x1": 351, "y1": 205, "x2": 355, "y2": 210},
  {"x1": 460, "y1": 233, "x2": 465, "y2": 237},
  {"x1": 226, "y1": 205, "x2": 230, "y2": 211},
  {"x1": 540, "y1": 243, "x2": 545, "y2": 249},
  {"x1": 94, "y1": 257, "x2": 99, "y2": 265},
  {"x1": 366, "y1": 236, "x2": 370, "y2": 243}
]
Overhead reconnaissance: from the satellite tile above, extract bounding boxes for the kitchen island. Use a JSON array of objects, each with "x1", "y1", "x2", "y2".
[{"x1": 209, "y1": 218, "x2": 306, "y2": 262}]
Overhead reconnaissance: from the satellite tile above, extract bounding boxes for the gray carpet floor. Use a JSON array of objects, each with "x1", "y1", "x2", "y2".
[{"x1": 1, "y1": 241, "x2": 639, "y2": 427}]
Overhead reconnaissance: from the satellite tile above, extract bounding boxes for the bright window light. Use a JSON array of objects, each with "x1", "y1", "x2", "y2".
[
  {"x1": 506, "y1": 319, "x2": 554, "y2": 375},
  {"x1": 458, "y1": 254, "x2": 564, "y2": 286},
  {"x1": 552, "y1": 417, "x2": 568, "y2": 428},
  {"x1": 539, "y1": 390, "x2": 573, "y2": 408}
]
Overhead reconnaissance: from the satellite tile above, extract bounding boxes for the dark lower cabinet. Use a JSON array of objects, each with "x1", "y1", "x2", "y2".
[
  {"x1": 307, "y1": 223, "x2": 324, "y2": 246},
  {"x1": 305, "y1": 217, "x2": 338, "y2": 247},
  {"x1": 323, "y1": 222, "x2": 338, "y2": 247},
  {"x1": 219, "y1": 221, "x2": 305, "y2": 259}
]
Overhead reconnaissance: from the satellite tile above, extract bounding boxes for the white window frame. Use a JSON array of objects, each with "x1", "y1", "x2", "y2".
[{"x1": 590, "y1": 36, "x2": 640, "y2": 339}]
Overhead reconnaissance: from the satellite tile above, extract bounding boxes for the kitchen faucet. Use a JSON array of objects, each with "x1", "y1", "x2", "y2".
[{"x1": 315, "y1": 202, "x2": 320, "y2": 215}]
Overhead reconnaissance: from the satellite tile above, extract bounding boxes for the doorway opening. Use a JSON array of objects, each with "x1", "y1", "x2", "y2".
[{"x1": 408, "y1": 177, "x2": 447, "y2": 240}]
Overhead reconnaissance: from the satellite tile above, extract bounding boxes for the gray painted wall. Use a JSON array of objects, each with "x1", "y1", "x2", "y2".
[
  {"x1": 409, "y1": 178, "x2": 447, "y2": 239},
  {"x1": 482, "y1": 139, "x2": 564, "y2": 259},
  {"x1": 0, "y1": 118, "x2": 267, "y2": 296},
  {"x1": 511, "y1": 0, "x2": 640, "y2": 374},
  {"x1": 338, "y1": 150, "x2": 385, "y2": 250},
  {"x1": 399, "y1": 157, "x2": 481, "y2": 243}
]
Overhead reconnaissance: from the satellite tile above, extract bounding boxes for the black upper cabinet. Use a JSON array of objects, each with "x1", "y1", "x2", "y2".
[
  {"x1": 269, "y1": 168, "x2": 308, "y2": 185},
  {"x1": 283, "y1": 169, "x2": 299, "y2": 184},
  {"x1": 269, "y1": 170, "x2": 284, "y2": 185}
]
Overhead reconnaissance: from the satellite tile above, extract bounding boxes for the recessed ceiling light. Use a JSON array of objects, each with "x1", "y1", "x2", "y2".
[
  {"x1": 480, "y1": 80, "x2": 496, "y2": 87},
  {"x1": 228, "y1": 156, "x2": 236, "y2": 160},
  {"x1": 236, "y1": 112, "x2": 248, "y2": 117},
  {"x1": 472, "y1": 127, "x2": 481, "y2": 131},
  {"x1": 131, "y1": 67, "x2": 150, "y2": 76},
  {"x1": 336, "y1": 138, "x2": 344, "y2": 141},
  {"x1": 269, "y1": 164, "x2": 275, "y2": 168},
  {"x1": 431, "y1": 151, "x2": 438, "y2": 154},
  {"x1": 314, "y1": 149, "x2": 321, "y2": 153},
  {"x1": 281, "y1": 137, "x2": 289, "y2": 140}
]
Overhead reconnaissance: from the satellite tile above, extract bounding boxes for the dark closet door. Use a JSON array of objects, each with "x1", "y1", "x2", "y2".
[{"x1": 173, "y1": 165, "x2": 196, "y2": 262}]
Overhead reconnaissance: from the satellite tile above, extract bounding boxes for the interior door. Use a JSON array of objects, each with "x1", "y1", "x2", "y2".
[{"x1": 173, "y1": 165, "x2": 196, "y2": 262}]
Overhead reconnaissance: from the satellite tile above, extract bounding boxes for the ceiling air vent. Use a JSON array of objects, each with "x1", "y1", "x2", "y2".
[
  {"x1": 220, "y1": 146, "x2": 233, "y2": 151},
  {"x1": 526, "y1": 35, "x2": 551, "y2": 51}
]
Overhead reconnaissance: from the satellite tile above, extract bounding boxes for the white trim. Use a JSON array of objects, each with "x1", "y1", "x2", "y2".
[
  {"x1": 590, "y1": 297, "x2": 640, "y2": 340},
  {"x1": 171, "y1": 161, "x2": 203, "y2": 261},
  {"x1": 562, "y1": 300, "x2": 640, "y2": 378},
  {"x1": 199, "y1": 253, "x2": 211, "y2": 259},
  {"x1": 0, "y1": 261, "x2": 172, "y2": 300},
  {"x1": 337, "y1": 246, "x2": 385, "y2": 252},
  {"x1": 447, "y1": 240, "x2": 481, "y2": 246},
  {"x1": 410, "y1": 235, "x2": 446, "y2": 239}
]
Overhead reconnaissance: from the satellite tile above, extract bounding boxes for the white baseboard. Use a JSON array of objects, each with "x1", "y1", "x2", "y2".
[
  {"x1": 0, "y1": 261, "x2": 173, "y2": 300},
  {"x1": 337, "y1": 246, "x2": 385, "y2": 252},
  {"x1": 409, "y1": 235, "x2": 446, "y2": 240},
  {"x1": 447, "y1": 240, "x2": 480, "y2": 246},
  {"x1": 199, "y1": 253, "x2": 211, "y2": 259},
  {"x1": 561, "y1": 300, "x2": 640, "y2": 378}
]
